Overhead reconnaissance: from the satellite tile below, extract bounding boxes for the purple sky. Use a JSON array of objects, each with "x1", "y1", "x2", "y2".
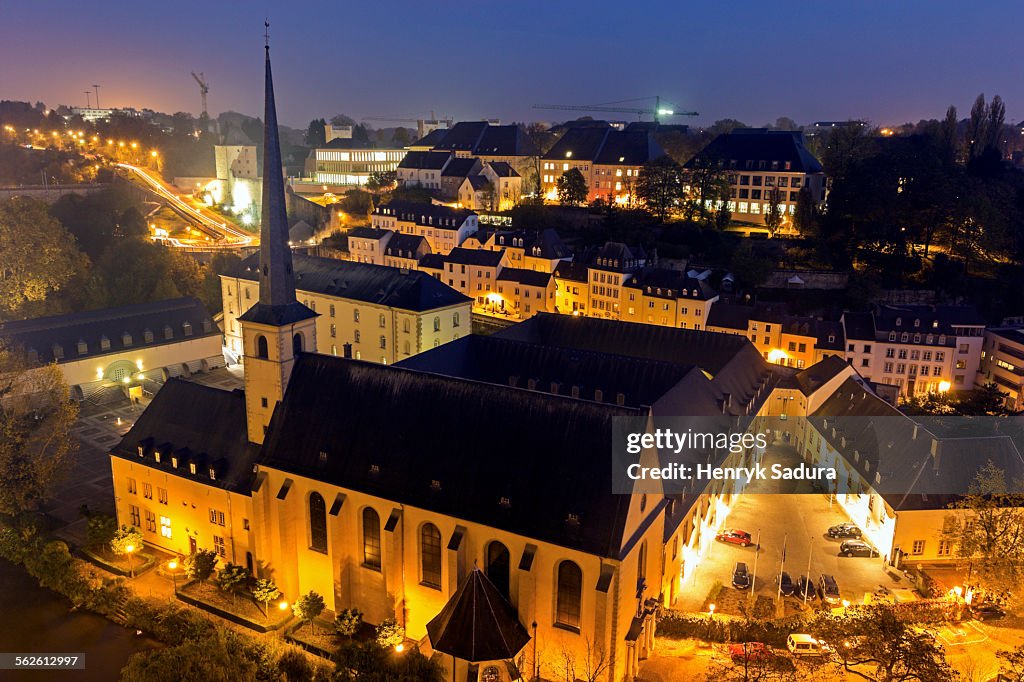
[{"x1": 1, "y1": 1, "x2": 1022, "y2": 129}]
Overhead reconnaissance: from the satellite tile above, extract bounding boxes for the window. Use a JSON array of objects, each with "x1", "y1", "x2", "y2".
[
  {"x1": 158, "y1": 487, "x2": 168, "y2": 505},
  {"x1": 213, "y1": 535, "x2": 226, "y2": 558},
  {"x1": 486, "y1": 541, "x2": 511, "y2": 600},
  {"x1": 309, "y1": 492, "x2": 327, "y2": 553},
  {"x1": 144, "y1": 510, "x2": 156, "y2": 532},
  {"x1": 379, "y1": 313, "x2": 386, "y2": 328},
  {"x1": 362, "y1": 508, "x2": 382, "y2": 570},
  {"x1": 420, "y1": 523, "x2": 442, "y2": 588},
  {"x1": 256, "y1": 335, "x2": 269, "y2": 359},
  {"x1": 555, "y1": 561, "x2": 582, "y2": 629},
  {"x1": 433, "y1": 316, "x2": 441, "y2": 332},
  {"x1": 354, "y1": 309, "x2": 360, "y2": 322},
  {"x1": 209, "y1": 508, "x2": 225, "y2": 526},
  {"x1": 453, "y1": 313, "x2": 460, "y2": 328},
  {"x1": 329, "y1": 304, "x2": 335, "y2": 318},
  {"x1": 160, "y1": 516, "x2": 172, "y2": 538},
  {"x1": 911, "y1": 540, "x2": 925, "y2": 556},
  {"x1": 937, "y1": 540, "x2": 953, "y2": 556},
  {"x1": 129, "y1": 504, "x2": 141, "y2": 527},
  {"x1": 379, "y1": 335, "x2": 387, "y2": 350},
  {"x1": 127, "y1": 478, "x2": 137, "y2": 495},
  {"x1": 330, "y1": 324, "x2": 336, "y2": 338}
]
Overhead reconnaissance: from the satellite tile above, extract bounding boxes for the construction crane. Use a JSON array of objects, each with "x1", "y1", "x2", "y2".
[
  {"x1": 533, "y1": 96, "x2": 697, "y2": 124},
  {"x1": 191, "y1": 72, "x2": 209, "y2": 118}
]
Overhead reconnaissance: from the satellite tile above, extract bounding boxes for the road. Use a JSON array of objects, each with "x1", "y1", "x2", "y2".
[{"x1": 116, "y1": 163, "x2": 256, "y2": 247}]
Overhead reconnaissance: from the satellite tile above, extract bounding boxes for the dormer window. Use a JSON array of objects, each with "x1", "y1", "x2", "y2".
[
  {"x1": 122, "y1": 332, "x2": 133, "y2": 347},
  {"x1": 896, "y1": 318, "x2": 902, "y2": 326},
  {"x1": 77, "y1": 340, "x2": 88, "y2": 355},
  {"x1": 189, "y1": 463, "x2": 196, "y2": 474},
  {"x1": 182, "y1": 321, "x2": 192, "y2": 337},
  {"x1": 914, "y1": 319, "x2": 921, "y2": 327},
  {"x1": 171, "y1": 456, "x2": 178, "y2": 468},
  {"x1": 100, "y1": 336, "x2": 111, "y2": 351},
  {"x1": 143, "y1": 329, "x2": 154, "y2": 343},
  {"x1": 164, "y1": 325, "x2": 173, "y2": 340},
  {"x1": 154, "y1": 451, "x2": 161, "y2": 463},
  {"x1": 52, "y1": 344, "x2": 64, "y2": 360},
  {"x1": 208, "y1": 467, "x2": 216, "y2": 480}
]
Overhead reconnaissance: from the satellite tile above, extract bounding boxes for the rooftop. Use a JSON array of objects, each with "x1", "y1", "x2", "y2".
[{"x1": 685, "y1": 129, "x2": 824, "y2": 174}]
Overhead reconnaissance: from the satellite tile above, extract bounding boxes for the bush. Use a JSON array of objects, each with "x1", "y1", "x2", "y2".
[
  {"x1": 657, "y1": 610, "x2": 803, "y2": 647},
  {"x1": 375, "y1": 617, "x2": 404, "y2": 649},
  {"x1": 183, "y1": 549, "x2": 218, "y2": 583},
  {"x1": 335, "y1": 608, "x2": 363, "y2": 637},
  {"x1": 333, "y1": 640, "x2": 444, "y2": 682}
]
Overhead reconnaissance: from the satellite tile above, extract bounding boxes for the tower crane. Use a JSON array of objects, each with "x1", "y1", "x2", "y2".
[
  {"x1": 533, "y1": 96, "x2": 697, "y2": 124},
  {"x1": 191, "y1": 72, "x2": 209, "y2": 118}
]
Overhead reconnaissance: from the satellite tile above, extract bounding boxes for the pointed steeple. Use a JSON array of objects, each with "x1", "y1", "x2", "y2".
[{"x1": 239, "y1": 26, "x2": 316, "y2": 327}]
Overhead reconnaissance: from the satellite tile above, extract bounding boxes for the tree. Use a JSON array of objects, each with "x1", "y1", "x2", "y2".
[
  {"x1": 946, "y1": 461, "x2": 1024, "y2": 599},
  {"x1": 304, "y1": 118, "x2": 327, "y2": 148},
  {"x1": 200, "y1": 252, "x2": 242, "y2": 314},
  {"x1": 793, "y1": 186, "x2": 820, "y2": 236},
  {"x1": 86, "y1": 513, "x2": 118, "y2": 551},
  {"x1": 635, "y1": 156, "x2": 684, "y2": 222},
  {"x1": 997, "y1": 643, "x2": 1024, "y2": 681},
  {"x1": 333, "y1": 640, "x2": 444, "y2": 682},
  {"x1": 119, "y1": 628, "x2": 257, "y2": 682},
  {"x1": 763, "y1": 186, "x2": 785, "y2": 235},
  {"x1": 704, "y1": 651, "x2": 799, "y2": 681},
  {"x1": 556, "y1": 168, "x2": 588, "y2": 206},
  {"x1": 216, "y1": 562, "x2": 249, "y2": 605},
  {"x1": 365, "y1": 171, "x2": 397, "y2": 194},
  {"x1": 682, "y1": 155, "x2": 730, "y2": 226},
  {"x1": 814, "y1": 605, "x2": 957, "y2": 681},
  {"x1": 555, "y1": 636, "x2": 611, "y2": 682},
  {"x1": 0, "y1": 348, "x2": 78, "y2": 518},
  {"x1": 0, "y1": 197, "x2": 83, "y2": 319},
  {"x1": 479, "y1": 179, "x2": 497, "y2": 212},
  {"x1": 86, "y1": 240, "x2": 202, "y2": 309},
  {"x1": 252, "y1": 578, "x2": 281, "y2": 618},
  {"x1": 294, "y1": 591, "x2": 325, "y2": 634},
  {"x1": 184, "y1": 548, "x2": 218, "y2": 583},
  {"x1": 335, "y1": 608, "x2": 363, "y2": 638},
  {"x1": 375, "y1": 617, "x2": 405, "y2": 649}
]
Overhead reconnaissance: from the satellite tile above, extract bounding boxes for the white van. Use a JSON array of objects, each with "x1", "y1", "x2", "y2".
[{"x1": 786, "y1": 634, "x2": 826, "y2": 657}]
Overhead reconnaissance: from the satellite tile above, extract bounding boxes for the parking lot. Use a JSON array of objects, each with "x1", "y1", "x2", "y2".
[{"x1": 675, "y1": 445, "x2": 907, "y2": 614}]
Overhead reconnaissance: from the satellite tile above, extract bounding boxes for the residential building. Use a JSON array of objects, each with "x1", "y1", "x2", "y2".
[
  {"x1": 0, "y1": 297, "x2": 223, "y2": 401},
  {"x1": 220, "y1": 253, "x2": 471, "y2": 365},
  {"x1": 420, "y1": 247, "x2": 508, "y2": 308},
  {"x1": 707, "y1": 302, "x2": 845, "y2": 368},
  {"x1": 978, "y1": 325, "x2": 1024, "y2": 410},
  {"x1": 382, "y1": 233, "x2": 431, "y2": 271},
  {"x1": 395, "y1": 151, "x2": 452, "y2": 190},
  {"x1": 553, "y1": 261, "x2": 590, "y2": 316},
  {"x1": 541, "y1": 126, "x2": 664, "y2": 204},
  {"x1": 491, "y1": 229, "x2": 572, "y2": 273},
  {"x1": 684, "y1": 129, "x2": 826, "y2": 231},
  {"x1": 586, "y1": 242, "x2": 646, "y2": 319},
  {"x1": 397, "y1": 152, "x2": 523, "y2": 211},
  {"x1": 370, "y1": 201, "x2": 478, "y2": 255},
  {"x1": 493, "y1": 268, "x2": 556, "y2": 318},
  {"x1": 424, "y1": 120, "x2": 539, "y2": 179},
  {"x1": 620, "y1": 269, "x2": 717, "y2": 330},
  {"x1": 842, "y1": 305, "x2": 985, "y2": 398},
  {"x1": 346, "y1": 226, "x2": 392, "y2": 265}
]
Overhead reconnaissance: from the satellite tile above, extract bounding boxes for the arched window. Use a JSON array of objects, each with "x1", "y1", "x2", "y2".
[
  {"x1": 453, "y1": 312, "x2": 460, "y2": 328},
  {"x1": 293, "y1": 333, "x2": 304, "y2": 355},
  {"x1": 555, "y1": 560, "x2": 582, "y2": 629},
  {"x1": 420, "y1": 523, "x2": 442, "y2": 588},
  {"x1": 309, "y1": 492, "x2": 327, "y2": 553},
  {"x1": 486, "y1": 541, "x2": 511, "y2": 601},
  {"x1": 256, "y1": 335, "x2": 269, "y2": 359},
  {"x1": 433, "y1": 316, "x2": 441, "y2": 332},
  {"x1": 362, "y1": 508, "x2": 381, "y2": 570}
]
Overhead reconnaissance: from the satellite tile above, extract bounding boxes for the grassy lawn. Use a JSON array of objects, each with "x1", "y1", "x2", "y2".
[{"x1": 180, "y1": 580, "x2": 291, "y2": 628}]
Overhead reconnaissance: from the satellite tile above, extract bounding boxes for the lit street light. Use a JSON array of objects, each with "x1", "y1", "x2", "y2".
[
  {"x1": 167, "y1": 559, "x2": 179, "y2": 590},
  {"x1": 126, "y1": 544, "x2": 136, "y2": 578}
]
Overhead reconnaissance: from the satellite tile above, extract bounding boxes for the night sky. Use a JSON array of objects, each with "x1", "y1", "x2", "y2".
[{"x1": 2, "y1": 1, "x2": 1022, "y2": 129}]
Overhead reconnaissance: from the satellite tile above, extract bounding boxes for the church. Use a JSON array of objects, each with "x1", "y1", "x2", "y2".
[{"x1": 108, "y1": 41, "x2": 864, "y2": 682}]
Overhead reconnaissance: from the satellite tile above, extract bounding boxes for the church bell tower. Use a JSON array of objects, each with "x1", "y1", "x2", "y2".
[{"x1": 238, "y1": 28, "x2": 317, "y2": 444}]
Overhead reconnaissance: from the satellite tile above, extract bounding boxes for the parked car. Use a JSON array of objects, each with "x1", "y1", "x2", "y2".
[
  {"x1": 716, "y1": 529, "x2": 753, "y2": 547},
  {"x1": 970, "y1": 603, "x2": 1006, "y2": 621},
  {"x1": 796, "y1": 575, "x2": 816, "y2": 600},
  {"x1": 827, "y1": 523, "x2": 863, "y2": 538},
  {"x1": 777, "y1": 571, "x2": 794, "y2": 597},
  {"x1": 732, "y1": 562, "x2": 752, "y2": 589},
  {"x1": 787, "y1": 634, "x2": 828, "y2": 657},
  {"x1": 839, "y1": 540, "x2": 879, "y2": 557},
  {"x1": 818, "y1": 574, "x2": 841, "y2": 604},
  {"x1": 729, "y1": 642, "x2": 773, "y2": 663}
]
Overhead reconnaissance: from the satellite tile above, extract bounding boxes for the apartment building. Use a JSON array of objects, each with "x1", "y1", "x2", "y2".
[
  {"x1": 541, "y1": 126, "x2": 664, "y2": 204},
  {"x1": 684, "y1": 129, "x2": 826, "y2": 230},
  {"x1": 707, "y1": 302, "x2": 846, "y2": 368},
  {"x1": 370, "y1": 201, "x2": 478, "y2": 255},
  {"x1": 978, "y1": 325, "x2": 1024, "y2": 410}
]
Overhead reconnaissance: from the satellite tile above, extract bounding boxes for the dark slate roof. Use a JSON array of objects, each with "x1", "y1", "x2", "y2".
[
  {"x1": 553, "y1": 260, "x2": 589, "y2": 283},
  {"x1": 593, "y1": 130, "x2": 664, "y2": 165},
  {"x1": 987, "y1": 327, "x2": 1024, "y2": 345},
  {"x1": 466, "y1": 175, "x2": 490, "y2": 190},
  {"x1": 685, "y1": 130, "x2": 824, "y2": 173},
  {"x1": 228, "y1": 253, "x2": 469, "y2": 312},
  {"x1": 431, "y1": 121, "x2": 489, "y2": 152},
  {"x1": 707, "y1": 303, "x2": 757, "y2": 331},
  {"x1": 486, "y1": 161, "x2": 518, "y2": 177},
  {"x1": 872, "y1": 304, "x2": 985, "y2": 333},
  {"x1": 374, "y1": 200, "x2": 475, "y2": 228},
  {"x1": 238, "y1": 302, "x2": 319, "y2": 326},
  {"x1": 397, "y1": 334, "x2": 693, "y2": 408},
  {"x1": 495, "y1": 229, "x2": 571, "y2": 260},
  {"x1": 793, "y1": 355, "x2": 849, "y2": 396},
  {"x1": 409, "y1": 128, "x2": 451, "y2": 148},
  {"x1": 427, "y1": 568, "x2": 531, "y2": 662},
  {"x1": 419, "y1": 253, "x2": 446, "y2": 270},
  {"x1": 842, "y1": 311, "x2": 876, "y2": 341},
  {"x1": 496, "y1": 268, "x2": 552, "y2": 288},
  {"x1": 259, "y1": 354, "x2": 642, "y2": 558},
  {"x1": 0, "y1": 297, "x2": 218, "y2": 365},
  {"x1": 383, "y1": 233, "x2": 427, "y2": 257},
  {"x1": 347, "y1": 226, "x2": 391, "y2": 240},
  {"x1": 443, "y1": 247, "x2": 505, "y2": 268},
  {"x1": 590, "y1": 242, "x2": 644, "y2": 272},
  {"x1": 397, "y1": 150, "x2": 452, "y2": 170},
  {"x1": 493, "y1": 314, "x2": 773, "y2": 407},
  {"x1": 475, "y1": 125, "x2": 539, "y2": 157},
  {"x1": 441, "y1": 158, "x2": 481, "y2": 178},
  {"x1": 543, "y1": 127, "x2": 610, "y2": 161},
  {"x1": 110, "y1": 379, "x2": 258, "y2": 495},
  {"x1": 624, "y1": 268, "x2": 716, "y2": 300}
]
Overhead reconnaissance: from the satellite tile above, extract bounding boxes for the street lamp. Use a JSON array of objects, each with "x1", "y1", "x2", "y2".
[
  {"x1": 167, "y1": 559, "x2": 179, "y2": 590},
  {"x1": 125, "y1": 544, "x2": 136, "y2": 578},
  {"x1": 278, "y1": 601, "x2": 289, "y2": 611}
]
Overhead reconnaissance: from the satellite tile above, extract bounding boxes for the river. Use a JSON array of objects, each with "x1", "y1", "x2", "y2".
[{"x1": 0, "y1": 559, "x2": 161, "y2": 681}]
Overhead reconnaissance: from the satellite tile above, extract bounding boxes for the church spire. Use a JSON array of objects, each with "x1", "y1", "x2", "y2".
[{"x1": 258, "y1": 22, "x2": 297, "y2": 307}]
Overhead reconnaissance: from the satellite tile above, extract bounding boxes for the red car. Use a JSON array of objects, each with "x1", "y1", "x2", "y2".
[
  {"x1": 729, "y1": 642, "x2": 773, "y2": 663},
  {"x1": 716, "y1": 529, "x2": 753, "y2": 546}
]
